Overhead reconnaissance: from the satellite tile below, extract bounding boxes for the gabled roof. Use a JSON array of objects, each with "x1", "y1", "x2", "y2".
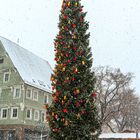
[{"x1": 0, "y1": 36, "x2": 52, "y2": 92}]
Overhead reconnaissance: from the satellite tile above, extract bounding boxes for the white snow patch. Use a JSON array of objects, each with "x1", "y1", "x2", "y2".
[{"x1": 99, "y1": 133, "x2": 140, "y2": 138}]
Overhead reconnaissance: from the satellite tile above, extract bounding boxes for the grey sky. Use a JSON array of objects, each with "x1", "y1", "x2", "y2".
[{"x1": 0, "y1": 0, "x2": 140, "y2": 95}]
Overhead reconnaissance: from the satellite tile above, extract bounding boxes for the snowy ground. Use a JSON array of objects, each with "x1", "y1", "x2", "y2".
[{"x1": 99, "y1": 133, "x2": 140, "y2": 138}]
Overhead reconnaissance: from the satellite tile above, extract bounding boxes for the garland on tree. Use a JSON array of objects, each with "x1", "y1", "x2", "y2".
[{"x1": 47, "y1": 0, "x2": 100, "y2": 139}]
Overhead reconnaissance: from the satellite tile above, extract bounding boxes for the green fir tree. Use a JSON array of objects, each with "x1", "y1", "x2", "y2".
[{"x1": 47, "y1": 0, "x2": 100, "y2": 139}]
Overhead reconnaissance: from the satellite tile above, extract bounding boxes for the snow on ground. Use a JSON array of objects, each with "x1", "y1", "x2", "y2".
[{"x1": 99, "y1": 133, "x2": 140, "y2": 138}]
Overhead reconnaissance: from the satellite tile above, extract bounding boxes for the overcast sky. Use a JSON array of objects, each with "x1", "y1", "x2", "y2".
[{"x1": 0, "y1": 0, "x2": 140, "y2": 95}]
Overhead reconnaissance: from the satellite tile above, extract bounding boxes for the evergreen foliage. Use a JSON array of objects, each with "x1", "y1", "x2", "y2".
[{"x1": 47, "y1": 0, "x2": 100, "y2": 139}]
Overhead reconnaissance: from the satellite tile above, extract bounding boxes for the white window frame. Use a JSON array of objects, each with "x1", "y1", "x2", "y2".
[
  {"x1": 11, "y1": 107, "x2": 18, "y2": 119},
  {"x1": 3, "y1": 72, "x2": 10, "y2": 83},
  {"x1": 33, "y1": 90, "x2": 38, "y2": 101},
  {"x1": 26, "y1": 109, "x2": 32, "y2": 119},
  {"x1": 13, "y1": 86, "x2": 21, "y2": 99},
  {"x1": 44, "y1": 94, "x2": 49, "y2": 104},
  {"x1": 1, "y1": 108, "x2": 8, "y2": 119},
  {"x1": 34, "y1": 110, "x2": 39, "y2": 121},
  {"x1": 26, "y1": 88, "x2": 32, "y2": 99}
]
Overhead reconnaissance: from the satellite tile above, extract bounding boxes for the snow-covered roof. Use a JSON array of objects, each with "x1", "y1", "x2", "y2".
[
  {"x1": 0, "y1": 36, "x2": 52, "y2": 92},
  {"x1": 99, "y1": 133, "x2": 140, "y2": 138}
]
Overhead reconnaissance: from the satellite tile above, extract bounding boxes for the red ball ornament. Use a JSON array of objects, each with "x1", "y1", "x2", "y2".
[
  {"x1": 59, "y1": 35, "x2": 62, "y2": 38},
  {"x1": 60, "y1": 42, "x2": 63, "y2": 45},
  {"x1": 63, "y1": 15, "x2": 67, "y2": 19},
  {"x1": 56, "y1": 91, "x2": 60, "y2": 96},
  {"x1": 54, "y1": 114, "x2": 58, "y2": 119},
  {"x1": 92, "y1": 92, "x2": 97, "y2": 98},
  {"x1": 66, "y1": 79, "x2": 69, "y2": 83},
  {"x1": 65, "y1": 27, "x2": 68, "y2": 31},
  {"x1": 80, "y1": 8, "x2": 83, "y2": 12},
  {"x1": 54, "y1": 42, "x2": 56, "y2": 46},
  {"x1": 73, "y1": 58, "x2": 77, "y2": 62},
  {"x1": 52, "y1": 94, "x2": 55, "y2": 97},
  {"x1": 66, "y1": 53, "x2": 69, "y2": 57},
  {"x1": 68, "y1": 60, "x2": 70, "y2": 63},
  {"x1": 52, "y1": 86, "x2": 55, "y2": 90},
  {"x1": 54, "y1": 97, "x2": 59, "y2": 102},
  {"x1": 54, "y1": 58, "x2": 58, "y2": 61},
  {"x1": 73, "y1": 47, "x2": 77, "y2": 51},
  {"x1": 64, "y1": 63, "x2": 67, "y2": 66},
  {"x1": 63, "y1": 108, "x2": 67, "y2": 113},
  {"x1": 76, "y1": 102, "x2": 80, "y2": 107},
  {"x1": 72, "y1": 24, "x2": 76, "y2": 28},
  {"x1": 71, "y1": 77, "x2": 75, "y2": 81}
]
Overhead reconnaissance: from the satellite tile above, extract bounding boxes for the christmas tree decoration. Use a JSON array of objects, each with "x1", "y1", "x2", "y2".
[
  {"x1": 54, "y1": 114, "x2": 58, "y2": 119},
  {"x1": 64, "y1": 95, "x2": 67, "y2": 100},
  {"x1": 75, "y1": 2, "x2": 78, "y2": 6},
  {"x1": 63, "y1": 108, "x2": 67, "y2": 113},
  {"x1": 68, "y1": 1, "x2": 71, "y2": 6},
  {"x1": 50, "y1": 76, "x2": 55, "y2": 81},
  {"x1": 47, "y1": 0, "x2": 100, "y2": 139},
  {"x1": 92, "y1": 91, "x2": 97, "y2": 98},
  {"x1": 52, "y1": 112, "x2": 55, "y2": 116},
  {"x1": 82, "y1": 60, "x2": 85, "y2": 65},
  {"x1": 64, "y1": 120, "x2": 69, "y2": 126},
  {"x1": 62, "y1": 67, "x2": 66, "y2": 71}
]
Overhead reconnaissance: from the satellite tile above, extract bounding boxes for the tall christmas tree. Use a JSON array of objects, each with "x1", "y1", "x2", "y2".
[{"x1": 47, "y1": 0, "x2": 100, "y2": 139}]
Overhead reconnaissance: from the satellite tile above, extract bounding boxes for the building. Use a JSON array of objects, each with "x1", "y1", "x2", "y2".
[{"x1": 0, "y1": 36, "x2": 52, "y2": 139}]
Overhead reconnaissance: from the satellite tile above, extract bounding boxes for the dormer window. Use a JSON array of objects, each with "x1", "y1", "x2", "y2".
[
  {"x1": 3, "y1": 72, "x2": 10, "y2": 83},
  {"x1": 0, "y1": 58, "x2": 4, "y2": 64}
]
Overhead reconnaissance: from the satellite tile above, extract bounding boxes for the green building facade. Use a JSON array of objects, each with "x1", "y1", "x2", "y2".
[{"x1": 0, "y1": 36, "x2": 52, "y2": 139}]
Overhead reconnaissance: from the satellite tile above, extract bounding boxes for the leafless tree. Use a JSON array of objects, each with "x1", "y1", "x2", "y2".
[{"x1": 94, "y1": 66, "x2": 140, "y2": 132}]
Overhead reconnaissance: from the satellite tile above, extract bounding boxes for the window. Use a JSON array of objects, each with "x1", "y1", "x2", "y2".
[
  {"x1": 34, "y1": 110, "x2": 39, "y2": 121},
  {"x1": 26, "y1": 89, "x2": 32, "y2": 99},
  {"x1": 44, "y1": 95, "x2": 49, "y2": 104},
  {"x1": 41, "y1": 112, "x2": 45, "y2": 122},
  {"x1": 3, "y1": 72, "x2": 10, "y2": 83},
  {"x1": 33, "y1": 91, "x2": 38, "y2": 101},
  {"x1": 13, "y1": 86, "x2": 21, "y2": 98},
  {"x1": 26, "y1": 109, "x2": 32, "y2": 119},
  {"x1": 1, "y1": 108, "x2": 8, "y2": 119},
  {"x1": 0, "y1": 58, "x2": 4, "y2": 64},
  {"x1": 11, "y1": 107, "x2": 18, "y2": 119}
]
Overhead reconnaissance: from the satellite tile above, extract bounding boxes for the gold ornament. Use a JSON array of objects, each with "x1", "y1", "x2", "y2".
[
  {"x1": 52, "y1": 112, "x2": 54, "y2": 116},
  {"x1": 68, "y1": 1, "x2": 70, "y2": 6},
  {"x1": 51, "y1": 76, "x2": 55, "y2": 81},
  {"x1": 76, "y1": 89, "x2": 80, "y2": 94},
  {"x1": 64, "y1": 120, "x2": 68, "y2": 126},
  {"x1": 82, "y1": 61, "x2": 85, "y2": 65},
  {"x1": 64, "y1": 95, "x2": 67, "y2": 100},
  {"x1": 68, "y1": 20, "x2": 71, "y2": 24},
  {"x1": 62, "y1": 67, "x2": 66, "y2": 71},
  {"x1": 73, "y1": 35, "x2": 76, "y2": 39},
  {"x1": 68, "y1": 45, "x2": 70, "y2": 48},
  {"x1": 75, "y1": 2, "x2": 78, "y2": 6}
]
